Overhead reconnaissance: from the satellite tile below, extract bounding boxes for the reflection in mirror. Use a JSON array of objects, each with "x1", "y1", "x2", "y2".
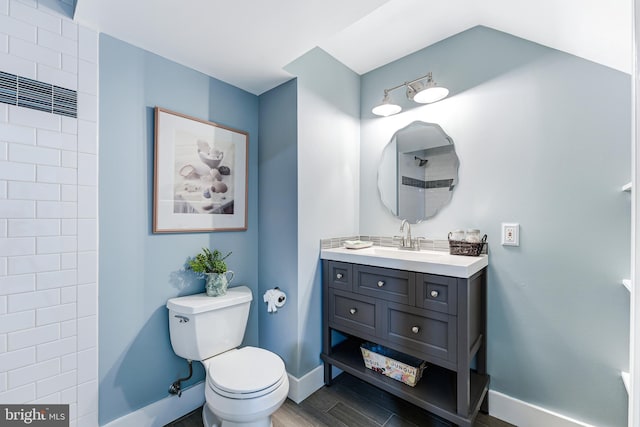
[{"x1": 378, "y1": 121, "x2": 459, "y2": 223}]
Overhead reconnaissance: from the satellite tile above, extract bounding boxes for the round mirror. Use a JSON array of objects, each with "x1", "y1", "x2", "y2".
[{"x1": 377, "y1": 121, "x2": 459, "y2": 223}]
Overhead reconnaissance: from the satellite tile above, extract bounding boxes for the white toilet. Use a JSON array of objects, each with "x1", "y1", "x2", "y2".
[{"x1": 167, "y1": 286, "x2": 289, "y2": 427}]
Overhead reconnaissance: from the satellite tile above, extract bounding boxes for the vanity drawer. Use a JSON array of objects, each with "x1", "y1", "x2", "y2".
[
  {"x1": 328, "y1": 289, "x2": 378, "y2": 337},
  {"x1": 416, "y1": 273, "x2": 457, "y2": 315},
  {"x1": 383, "y1": 302, "x2": 457, "y2": 364},
  {"x1": 327, "y1": 261, "x2": 353, "y2": 292},
  {"x1": 354, "y1": 265, "x2": 415, "y2": 305}
]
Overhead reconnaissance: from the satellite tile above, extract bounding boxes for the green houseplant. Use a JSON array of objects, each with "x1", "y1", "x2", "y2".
[{"x1": 188, "y1": 248, "x2": 234, "y2": 296}]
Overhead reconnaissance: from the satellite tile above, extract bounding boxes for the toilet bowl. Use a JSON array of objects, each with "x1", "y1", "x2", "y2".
[
  {"x1": 202, "y1": 347, "x2": 289, "y2": 427},
  {"x1": 166, "y1": 287, "x2": 289, "y2": 427}
]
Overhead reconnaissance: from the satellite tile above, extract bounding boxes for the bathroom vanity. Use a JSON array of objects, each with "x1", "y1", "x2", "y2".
[{"x1": 320, "y1": 245, "x2": 488, "y2": 427}]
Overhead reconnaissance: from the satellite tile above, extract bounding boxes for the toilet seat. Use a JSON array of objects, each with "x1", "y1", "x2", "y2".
[{"x1": 207, "y1": 346, "x2": 286, "y2": 399}]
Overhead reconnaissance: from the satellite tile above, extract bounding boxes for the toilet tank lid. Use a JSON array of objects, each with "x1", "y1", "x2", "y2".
[{"x1": 166, "y1": 285, "x2": 252, "y2": 314}]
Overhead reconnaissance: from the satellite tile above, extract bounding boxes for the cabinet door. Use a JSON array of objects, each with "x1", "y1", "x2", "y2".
[
  {"x1": 415, "y1": 273, "x2": 457, "y2": 315},
  {"x1": 383, "y1": 302, "x2": 457, "y2": 365},
  {"x1": 328, "y1": 288, "x2": 380, "y2": 338},
  {"x1": 327, "y1": 261, "x2": 353, "y2": 292},
  {"x1": 354, "y1": 264, "x2": 415, "y2": 305}
]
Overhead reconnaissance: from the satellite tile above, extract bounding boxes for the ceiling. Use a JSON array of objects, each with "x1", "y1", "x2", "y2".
[{"x1": 74, "y1": 0, "x2": 631, "y2": 96}]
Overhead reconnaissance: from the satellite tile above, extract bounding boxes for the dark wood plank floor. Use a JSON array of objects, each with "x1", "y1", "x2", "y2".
[{"x1": 166, "y1": 373, "x2": 515, "y2": 427}]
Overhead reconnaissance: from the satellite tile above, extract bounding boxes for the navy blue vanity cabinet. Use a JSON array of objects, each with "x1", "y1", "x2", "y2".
[{"x1": 321, "y1": 260, "x2": 489, "y2": 427}]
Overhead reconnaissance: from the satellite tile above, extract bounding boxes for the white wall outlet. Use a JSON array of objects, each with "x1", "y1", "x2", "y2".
[{"x1": 501, "y1": 223, "x2": 520, "y2": 246}]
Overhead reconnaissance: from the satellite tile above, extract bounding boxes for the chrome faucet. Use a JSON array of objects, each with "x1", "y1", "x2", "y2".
[{"x1": 400, "y1": 219, "x2": 413, "y2": 249}]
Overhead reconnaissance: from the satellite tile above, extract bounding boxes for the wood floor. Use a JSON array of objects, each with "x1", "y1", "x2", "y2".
[{"x1": 165, "y1": 373, "x2": 515, "y2": 427}]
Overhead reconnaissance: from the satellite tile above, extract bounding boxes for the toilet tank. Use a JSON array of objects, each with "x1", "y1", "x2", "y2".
[{"x1": 166, "y1": 286, "x2": 252, "y2": 361}]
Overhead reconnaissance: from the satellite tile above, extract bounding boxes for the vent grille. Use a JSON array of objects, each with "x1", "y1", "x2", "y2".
[{"x1": 0, "y1": 71, "x2": 77, "y2": 118}]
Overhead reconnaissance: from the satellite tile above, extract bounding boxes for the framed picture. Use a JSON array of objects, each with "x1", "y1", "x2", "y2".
[{"x1": 153, "y1": 107, "x2": 248, "y2": 233}]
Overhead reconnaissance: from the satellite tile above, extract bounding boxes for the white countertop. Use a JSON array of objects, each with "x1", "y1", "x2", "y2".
[{"x1": 320, "y1": 246, "x2": 487, "y2": 278}]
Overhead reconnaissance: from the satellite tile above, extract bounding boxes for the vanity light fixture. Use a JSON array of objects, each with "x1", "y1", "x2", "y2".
[{"x1": 371, "y1": 72, "x2": 449, "y2": 117}]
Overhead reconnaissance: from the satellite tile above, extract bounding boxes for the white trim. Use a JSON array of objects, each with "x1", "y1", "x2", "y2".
[
  {"x1": 103, "y1": 382, "x2": 205, "y2": 427},
  {"x1": 287, "y1": 365, "x2": 325, "y2": 404},
  {"x1": 489, "y1": 390, "x2": 597, "y2": 427}
]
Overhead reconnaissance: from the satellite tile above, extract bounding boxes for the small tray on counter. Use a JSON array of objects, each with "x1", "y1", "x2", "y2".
[{"x1": 343, "y1": 240, "x2": 374, "y2": 250}]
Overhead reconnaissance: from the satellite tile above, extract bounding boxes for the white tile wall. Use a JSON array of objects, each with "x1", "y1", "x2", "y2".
[{"x1": 0, "y1": 1, "x2": 98, "y2": 425}]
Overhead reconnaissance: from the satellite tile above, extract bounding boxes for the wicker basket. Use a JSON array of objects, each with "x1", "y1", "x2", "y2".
[{"x1": 448, "y1": 233, "x2": 487, "y2": 256}]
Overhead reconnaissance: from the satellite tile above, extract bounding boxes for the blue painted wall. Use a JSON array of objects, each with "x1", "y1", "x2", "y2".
[
  {"x1": 257, "y1": 79, "x2": 299, "y2": 373},
  {"x1": 359, "y1": 26, "x2": 631, "y2": 427},
  {"x1": 98, "y1": 34, "x2": 259, "y2": 425}
]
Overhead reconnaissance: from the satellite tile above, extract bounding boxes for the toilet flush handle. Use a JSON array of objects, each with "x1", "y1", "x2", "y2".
[{"x1": 174, "y1": 315, "x2": 189, "y2": 323}]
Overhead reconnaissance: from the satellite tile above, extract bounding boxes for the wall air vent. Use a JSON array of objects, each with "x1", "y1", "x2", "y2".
[{"x1": 0, "y1": 71, "x2": 77, "y2": 118}]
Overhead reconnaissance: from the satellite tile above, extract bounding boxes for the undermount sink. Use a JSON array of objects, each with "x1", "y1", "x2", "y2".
[{"x1": 320, "y1": 244, "x2": 487, "y2": 278}]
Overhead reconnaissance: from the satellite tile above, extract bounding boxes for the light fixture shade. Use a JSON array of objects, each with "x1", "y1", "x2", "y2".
[
  {"x1": 413, "y1": 85, "x2": 449, "y2": 104},
  {"x1": 372, "y1": 93, "x2": 402, "y2": 116}
]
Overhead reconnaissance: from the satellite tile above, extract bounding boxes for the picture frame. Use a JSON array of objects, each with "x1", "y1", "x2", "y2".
[{"x1": 153, "y1": 107, "x2": 248, "y2": 233}]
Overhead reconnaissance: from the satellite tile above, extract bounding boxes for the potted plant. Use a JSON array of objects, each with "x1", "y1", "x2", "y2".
[{"x1": 188, "y1": 248, "x2": 234, "y2": 296}]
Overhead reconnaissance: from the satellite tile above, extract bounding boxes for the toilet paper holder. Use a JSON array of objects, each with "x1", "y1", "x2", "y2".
[{"x1": 263, "y1": 287, "x2": 287, "y2": 313}]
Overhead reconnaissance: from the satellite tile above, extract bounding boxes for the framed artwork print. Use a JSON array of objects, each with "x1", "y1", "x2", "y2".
[{"x1": 153, "y1": 107, "x2": 248, "y2": 233}]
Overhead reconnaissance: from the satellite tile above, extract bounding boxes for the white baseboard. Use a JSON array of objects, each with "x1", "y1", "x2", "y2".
[
  {"x1": 103, "y1": 382, "x2": 205, "y2": 427},
  {"x1": 287, "y1": 366, "x2": 325, "y2": 404},
  {"x1": 489, "y1": 390, "x2": 597, "y2": 427}
]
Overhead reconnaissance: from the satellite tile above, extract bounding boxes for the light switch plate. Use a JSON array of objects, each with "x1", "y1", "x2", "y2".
[{"x1": 501, "y1": 223, "x2": 520, "y2": 246}]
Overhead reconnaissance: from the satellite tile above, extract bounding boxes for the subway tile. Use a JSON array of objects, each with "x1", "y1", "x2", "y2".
[
  {"x1": 76, "y1": 92, "x2": 96, "y2": 122},
  {"x1": 60, "y1": 352, "x2": 75, "y2": 372},
  {"x1": 37, "y1": 302, "x2": 75, "y2": 325},
  {"x1": 60, "y1": 133, "x2": 76, "y2": 151},
  {"x1": 0, "y1": 334, "x2": 5, "y2": 353},
  {"x1": 0, "y1": 104, "x2": 7, "y2": 122},
  {"x1": 0, "y1": 310, "x2": 34, "y2": 333},
  {"x1": 59, "y1": 287, "x2": 74, "y2": 304},
  {"x1": 76, "y1": 379, "x2": 96, "y2": 416},
  {"x1": 0, "y1": 0, "x2": 7, "y2": 14},
  {"x1": 76, "y1": 153, "x2": 95, "y2": 185},
  {"x1": 61, "y1": 19, "x2": 77, "y2": 41},
  {"x1": 7, "y1": 322, "x2": 58, "y2": 350},
  {"x1": 8, "y1": 219, "x2": 59, "y2": 237},
  {"x1": 0, "y1": 50, "x2": 36, "y2": 78},
  {"x1": 9, "y1": 37, "x2": 59, "y2": 68},
  {"x1": 61, "y1": 150, "x2": 76, "y2": 168},
  {"x1": 76, "y1": 315, "x2": 94, "y2": 351},
  {"x1": 36, "y1": 269, "x2": 75, "y2": 290},
  {"x1": 8, "y1": 143, "x2": 60, "y2": 165},
  {"x1": 36, "y1": 335, "x2": 74, "y2": 362},
  {"x1": 8, "y1": 253, "x2": 60, "y2": 274},
  {"x1": 76, "y1": 220, "x2": 94, "y2": 252},
  {"x1": 37, "y1": 27, "x2": 76, "y2": 56},
  {"x1": 0, "y1": 274, "x2": 35, "y2": 295},
  {"x1": 0, "y1": 142, "x2": 6, "y2": 160},
  {"x1": 9, "y1": 105, "x2": 60, "y2": 131},
  {"x1": 36, "y1": 235, "x2": 76, "y2": 254},
  {"x1": 0, "y1": 33, "x2": 7, "y2": 52},
  {"x1": 10, "y1": 1, "x2": 61, "y2": 33},
  {"x1": 0, "y1": 372, "x2": 5, "y2": 392},
  {"x1": 76, "y1": 283, "x2": 94, "y2": 317},
  {"x1": 0, "y1": 13, "x2": 36, "y2": 42},
  {"x1": 77, "y1": 59, "x2": 96, "y2": 95},
  {"x1": 37, "y1": 62, "x2": 76, "y2": 91},
  {"x1": 31, "y1": 390, "x2": 60, "y2": 404},
  {"x1": 16, "y1": 0, "x2": 37, "y2": 8},
  {"x1": 37, "y1": 370, "x2": 75, "y2": 398},
  {"x1": 0, "y1": 295, "x2": 5, "y2": 314},
  {"x1": 76, "y1": 120, "x2": 95, "y2": 154},
  {"x1": 0, "y1": 382, "x2": 35, "y2": 403},
  {"x1": 8, "y1": 181, "x2": 60, "y2": 201},
  {"x1": 77, "y1": 411, "x2": 97, "y2": 427},
  {"x1": 60, "y1": 218, "x2": 76, "y2": 235},
  {"x1": 0, "y1": 219, "x2": 5, "y2": 237},
  {"x1": 0, "y1": 236, "x2": 34, "y2": 256},
  {"x1": 0, "y1": 347, "x2": 35, "y2": 372},
  {"x1": 0, "y1": 199, "x2": 35, "y2": 217},
  {"x1": 77, "y1": 186, "x2": 95, "y2": 219},
  {"x1": 0, "y1": 122, "x2": 36, "y2": 146},
  {"x1": 60, "y1": 253, "x2": 75, "y2": 270},
  {"x1": 76, "y1": 347, "x2": 95, "y2": 384},
  {"x1": 77, "y1": 26, "x2": 96, "y2": 63},
  {"x1": 0, "y1": 160, "x2": 35, "y2": 181},
  {"x1": 8, "y1": 358, "x2": 59, "y2": 388},
  {"x1": 0, "y1": 181, "x2": 5, "y2": 199},
  {"x1": 36, "y1": 200, "x2": 76, "y2": 218},
  {"x1": 0, "y1": 258, "x2": 6, "y2": 276},
  {"x1": 8, "y1": 288, "x2": 58, "y2": 312},
  {"x1": 60, "y1": 184, "x2": 76, "y2": 201},
  {"x1": 76, "y1": 252, "x2": 94, "y2": 285},
  {"x1": 37, "y1": 165, "x2": 76, "y2": 184},
  {"x1": 60, "y1": 116, "x2": 76, "y2": 134},
  {"x1": 36, "y1": 129, "x2": 62, "y2": 149},
  {"x1": 60, "y1": 319, "x2": 75, "y2": 339}
]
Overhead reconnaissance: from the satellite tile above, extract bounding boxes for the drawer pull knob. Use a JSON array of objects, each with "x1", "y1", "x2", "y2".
[
  {"x1": 411, "y1": 326, "x2": 420, "y2": 334},
  {"x1": 349, "y1": 308, "x2": 357, "y2": 315},
  {"x1": 430, "y1": 290, "x2": 439, "y2": 298},
  {"x1": 336, "y1": 273, "x2": 343, "y2": 279},
  {"x1": 377, "y1": 281, "x2": 385, "y2": 287}
]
